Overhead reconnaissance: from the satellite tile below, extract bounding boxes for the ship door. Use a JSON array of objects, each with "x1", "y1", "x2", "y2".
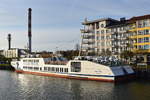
[{"x1": 71, "y1": 62, "x2": 81, "y2": 72}]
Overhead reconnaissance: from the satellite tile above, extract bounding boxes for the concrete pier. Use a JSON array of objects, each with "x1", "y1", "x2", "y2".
[
  {"x1": 133, "y1": 65, "x2": 150, "y2": 79},
  {"x1": 0, "y1": 64, "x2": 14, "y2": 70}
]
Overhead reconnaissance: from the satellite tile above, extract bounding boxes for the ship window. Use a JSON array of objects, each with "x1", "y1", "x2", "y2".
[
  {"x1": 71, "y1": 62, "x2": 81, "y2": 72},
  {"x1": 56, "y1": 68, "x2": 59, "y2": 72},
  {"x1": 52, "y1": 67, "x2": 54, "y2": 71},
  {"x1": 44, "y1": 67, "x2": 47, "y2": 71},
  {"x1": 56, "y1": 68, "x2": 58, "y2": 72},
  {"x1": 65, "y1": 68, "x2": 68, "y2": 72},
  {"x1": 23, "y1": 66, "x2": 27, "y2": 69},
  {"x1": 60, "y1": 68, "x2": 64, "y2": 72},
  {"x1": 40, "y1": 67, "x2": 42, "y2": 70},
  {"x1": 34, "y1": 67, "x2": 39, "y2": 70},
  {"x1": 48, "y1": 67, "x2": 51, "y2": 71}
]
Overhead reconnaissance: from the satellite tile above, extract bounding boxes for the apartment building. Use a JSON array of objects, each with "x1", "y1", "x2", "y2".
[
  {"x1": 80, "y1": 14, "x2": 150, "y2": 59},
  {"x1": 80, "y1": 18, "x2": 119, "y2": 56},
  {"x1": 107, "y1": 18, "x2": 131, "y2": 56},
  {"x1": 129, "y1": 15, "x2": 150, "y2": 53}
]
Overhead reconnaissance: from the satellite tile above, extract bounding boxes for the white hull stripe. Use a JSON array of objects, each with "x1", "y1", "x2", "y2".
[{"x1": 22, "y1": 70, "x2": 134, "y2": 78}]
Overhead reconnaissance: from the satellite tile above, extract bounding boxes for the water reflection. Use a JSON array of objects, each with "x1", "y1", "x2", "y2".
[
  {"x1": 15, "y1": 73, "x2": 115, "y2": 100},
  {"x1": 0, "y1": 71, "x2": 150, "y2": 100}
]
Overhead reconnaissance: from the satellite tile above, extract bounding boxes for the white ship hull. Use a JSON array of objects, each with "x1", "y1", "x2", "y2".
[{"x1": 11, "y1": 58, "x2": 135, "y2": 82}]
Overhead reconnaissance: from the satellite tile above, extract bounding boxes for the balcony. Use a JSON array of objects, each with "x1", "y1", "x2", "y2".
[
  {"x1": 82, "y1": 36, "x2": 95, "y2": 39},
  {"x1": 112, "y1": 44, "x2": 120, "y2": 48},
  {"x1": 80, "y1": 29, "x2": 93, "y2": 33},
  {"x1": 82, "y1": 40, "x2": 95, "y2": 44},
  {"x1": 131, "y1": 49, "x2": 150, "y2": 53}
]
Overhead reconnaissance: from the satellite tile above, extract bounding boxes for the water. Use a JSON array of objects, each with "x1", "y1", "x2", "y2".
[{"x1": 0, "y1": 70, "x2": 150, "y2": 100}]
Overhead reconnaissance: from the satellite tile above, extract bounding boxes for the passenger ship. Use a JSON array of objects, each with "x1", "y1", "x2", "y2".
[{"x1": 11, "y1": 56, "x2": 134, "y2": 82}]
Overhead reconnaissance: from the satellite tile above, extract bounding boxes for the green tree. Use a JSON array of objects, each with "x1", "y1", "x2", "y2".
[
  {"x1": 120, "y1": 51, "x2": 134, "y2": 62},
  {"x1": 106, "y1": 49, "x2": 112, "y2": 56}
]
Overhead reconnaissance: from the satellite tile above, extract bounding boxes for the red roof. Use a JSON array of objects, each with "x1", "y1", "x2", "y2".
[{"x1": 129, "y1": 14, "x2": 150, "y2": 22}]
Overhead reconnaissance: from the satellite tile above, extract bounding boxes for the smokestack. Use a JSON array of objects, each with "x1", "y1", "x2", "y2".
[
  {"x1": 28, "y1": 8, "x2": 32, "y2": 53},
  {"x1": 8, "y1": 34, "x2": 11, "y2": 50}
]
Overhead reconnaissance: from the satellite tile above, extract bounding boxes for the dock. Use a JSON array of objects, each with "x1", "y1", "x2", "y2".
[
  {"x1": 132, "y1": 63, "x2": 150, "y2": 79},
  {"x1": 0, "y1": 64, "x2": 14, "y2": 70}
]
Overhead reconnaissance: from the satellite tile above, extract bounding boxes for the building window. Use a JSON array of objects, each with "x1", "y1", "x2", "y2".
[
  {"x1": 144, "y1": 30, "x2": 149, "y2": 35},
  {"x1": 101, "y1": 36, "x2": 104, "y2": 40},
  {"x1": 138, "y1": 30, "x2": 144, "y2": 35},
  {"x1": 138, "y1": 45, "x2": 143, "y2": 49},
  {"x1": 138, "y1": 21, "x2": 143, "y2": 28},
  {"x1": 138, "y1": 38, "x2": 143, "y2": 43},
  {"x1": 101, "y1": 30, "x2": 104, "y2": 34},
  {"x1": 144, "y1": 45, "x2": 149, "y2": 49},
  {"x1": 101, "y1": 42, "x2": 105, "y2": 46},
  {"x1": 101, "y1": 24, "x2": 104, "y2": 28},
  {"x1": 106, "y1": 29, "x2": 109, "y2": 33},
  {"x1": 143, "y1": 20, "x2": 149, "y2": 27},
  {"x1": 106, "y1": 36, "x2": 110, "y2": 39},
  {"x1": 96, "y1": 22, "x2": 99, "y2": 29},
  {"x1": 115, "y1": 28, "x2": 117, "y2": 32},
  {"x1": 123, "y1": 27, "x2": 126, "y2": 30},
  {"x1": 119, "y1": 27, "x2": 122, "y2": 31},
  {"x1": 144, "y1": 37, "x2": 149, "y2": 42},
  {"x1": 97, "y1": 36, "x2": 100, "y2": 40},
  {"x1": 111, "y1": 28, "x2": 114, "y2": 32},
  {"x1": 97, "y1": 31, "x2": 99, "y2": 34}
]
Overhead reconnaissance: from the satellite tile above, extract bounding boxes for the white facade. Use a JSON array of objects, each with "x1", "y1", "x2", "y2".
[
  {"x1": 81, "y1": 18, "x2": 119, "y2": 55},
  {"x1": 3, "y1": 49, "x2": 18, "y2": 58},
  {"x1": 1, "y1": 48, "x2": 28, "y2": 58}
]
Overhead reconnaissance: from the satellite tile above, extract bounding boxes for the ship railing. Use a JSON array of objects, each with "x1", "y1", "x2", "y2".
[
  {"x1": 45, "y1": 61, "x2": 68, "y2": 65},
  {"x1": 74, "y1": 56, "x2": 127, "y2": 67}
]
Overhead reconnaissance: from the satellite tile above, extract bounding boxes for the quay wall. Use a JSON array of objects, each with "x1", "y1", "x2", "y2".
[{"x1": 0, "y1": 64, "x2": 14, "y2": 70}]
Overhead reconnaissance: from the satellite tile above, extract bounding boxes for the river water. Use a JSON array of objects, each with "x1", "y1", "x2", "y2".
[{"x1": 0, "y1": 70, "x2": 150, "y2": 100}]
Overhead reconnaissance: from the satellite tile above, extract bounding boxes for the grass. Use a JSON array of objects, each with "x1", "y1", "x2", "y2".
[{"x1": 0, "y1": 64, "x2": 11, "y2": 67}]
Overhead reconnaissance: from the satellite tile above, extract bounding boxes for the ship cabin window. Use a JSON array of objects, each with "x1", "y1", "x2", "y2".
[
  {"x1": 43, "y1": 67, "x2": 68, "y2": 73},
  {"x1": 60, "y1": 68, "x2": 62, "y2": 72},
  {"x1": 44, "y1": 67, "x2": 47, "y2": 70},
  {"x1": 40, "y1": 67, "x2": 42, "y2": 70},
  {"x1": 28, "y1": 67, "x2": 33, "y2": 70},
  {"x1": 23, "y1": 66, "x2": 27, "y2": 69},
  {"x1": 52, "y1": 67, "x2": 55, "y2": 71},
  {"x1": 52, "y1": 57, "x2": 57, "y2": 61},
  {"x1": 23, "y1": 59, "x2": 39, "y2": 65},
  {"x1": 34, "y1": 67, "x2": 39, "y2": 70},
  {"x1": 56, "y1": 68, "x2": 59, "y2": 72},
  {"x1": 71, "y1": 62, "x2": 81, "y2": 72},
  {"x1": 64, "y1": 68, "x2": 68, "y2": 72}
]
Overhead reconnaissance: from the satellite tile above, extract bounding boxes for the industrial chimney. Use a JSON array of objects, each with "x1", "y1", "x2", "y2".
[
  {"x1": 7, "y1": 34, "x2": 11, "y2": 50},
  {"x1": 28, "y1": 8, "x2": 32, "y2": 53}
]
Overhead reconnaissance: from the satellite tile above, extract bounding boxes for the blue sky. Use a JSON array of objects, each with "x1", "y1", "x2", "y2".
[{"x1": 0, "y1": 0, "x2": 150, "y2": 51}]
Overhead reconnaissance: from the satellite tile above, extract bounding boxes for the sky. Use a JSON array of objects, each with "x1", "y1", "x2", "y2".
[{"x1": 0, "y1": 0, "x2": 150, "y2": 52}]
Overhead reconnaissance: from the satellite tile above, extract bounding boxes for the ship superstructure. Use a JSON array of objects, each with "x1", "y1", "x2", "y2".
[{"x1": 11, "y1": 56, "x2": 134, "y2": 82}]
